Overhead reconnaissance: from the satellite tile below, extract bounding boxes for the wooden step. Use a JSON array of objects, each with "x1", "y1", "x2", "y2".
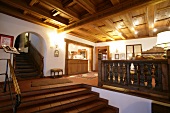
[
  {"x1": 17, "y1": 93, "x2": 99, "y2": 113},
  {"x1": 91, "y1": 105, "x2": 119, "y2": 113},
  {"x1": 15, "y1": 62, "x2": 33, "y2": 66},
  {"x1": 16, "y1": 72, "x2": 39, "y2": 78},
  {"x1": 0, "y1": 84, "x2": 86, "y2": 110},
  {"x1": 0, "y1": 84, "x2": 119, "y2": 113},
  {"x1": 15, "y1": 65, "x2": 34, "y2": 69},
  {"x1": 15, "y1": 68, "x2": 36, "y2": 73}
]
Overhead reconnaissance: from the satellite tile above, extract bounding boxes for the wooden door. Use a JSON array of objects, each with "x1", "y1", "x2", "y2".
[{"x1": 95, "y1": 46, "x2": 110, "y2": 71}]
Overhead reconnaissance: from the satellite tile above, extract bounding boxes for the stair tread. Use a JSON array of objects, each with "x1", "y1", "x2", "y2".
[
  {"x1": 22, "y1": 87, "x2": 89, "y2": 101},
  {"x1": 17, "y1": 93, "x2": 98, "y2": 112},
  {"x1": 91, "y1": 106, "x2": 119, "y2": 113},
  {"x1": 0, "y1": 84, "x2": 119, "y2": 113}
]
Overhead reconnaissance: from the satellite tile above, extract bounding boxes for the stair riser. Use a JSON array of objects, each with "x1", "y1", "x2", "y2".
[
  {"x1": 38, "y1": 95, "x2": 99, "y2": 113},
  {"x1": 19, "y1": 90, "x2": 91, "y2": 108},
  {"x1": 22, "y1": 84, "x2": 85, "y2": 97}
]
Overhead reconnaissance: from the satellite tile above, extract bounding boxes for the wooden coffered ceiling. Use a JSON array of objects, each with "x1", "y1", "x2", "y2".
[{"x1": 0, "y1": 0, "x2": 170, "y2": 42}]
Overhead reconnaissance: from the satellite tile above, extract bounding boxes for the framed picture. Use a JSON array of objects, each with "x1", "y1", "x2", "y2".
[
  {"x1": 0, "y1": 34, "x2": 14, "y2": 49},
  {"x1": 120, "y1": 53, "x2": 125, "y2": 60},
  {"x1": 115, "y1": 54, "x2": 119, "y2": 59},
  {"x1": 54, "y1": 50, "x2": 59, "y2": 57}
]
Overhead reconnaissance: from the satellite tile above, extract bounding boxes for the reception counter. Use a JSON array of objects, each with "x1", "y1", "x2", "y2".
[{"x1": 67, "y1": 59, "x2": 88, "y2": 75}]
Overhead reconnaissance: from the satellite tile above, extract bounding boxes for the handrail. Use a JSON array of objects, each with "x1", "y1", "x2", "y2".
[
  {"x1": 28, "y1": 41, "x2": 44, "y2": 77},
  {"x1": 8, "y1": 59, "x2": 21, "y2": 113},
  {"x1": 8, "y1": 59, "x2": 21, "y2": 95},
  {"x1": 98, "y1": 54, "x2": 170, "y2": 100},
  {"x1": 0, "y1": 58, "x2": 21, "y2": 113}
]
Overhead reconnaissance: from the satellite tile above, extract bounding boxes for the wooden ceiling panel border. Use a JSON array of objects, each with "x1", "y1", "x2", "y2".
[
  {"x1": 110, "y1": 0, "x2": 120, "y2": 5},
  {"x1": 58, "y1": 0, "x2": 167, "y2": 33},
  {"x1": 120, "y1": 13, "x2": 138, "y2": 38},
  {"x1": 91, "y1": 24, "x2": 115, "y2": 41},
  {"x1": 39, "y1": 0, "x2": 80, "y2": 20},
  {"x1": 0, "y1": 0, "x2": 69, "y2": 25},
  {"x1": 147, "y1": 4, "x2": 155, "y2": 36},
  {"x1": 74, "y1": 0, "x2": 96, "y2": 14},
  {"x1": 77, "y1": 28, "x2": 104, "y2": 42},
  {"x1": 105, "y1": 19, "x2": 126, "y2": 40},
  {"x1": 29, "y1": 0, "x2": 38, "y2": 6},
  {"x1": 0, "y1": 4, "x2": 59, "y2": 29}
]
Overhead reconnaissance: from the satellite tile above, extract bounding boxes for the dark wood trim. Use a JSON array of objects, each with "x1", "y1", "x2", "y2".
[
  {"x1": 64, "y1": 39, "x2": 94, "y2": 48},
  {"x1": 126, "y1": 44, "x2": 142, "y2": 60},
  {"x1": 64, "y1": 39, "x2": 94, "y2": 75},
  {"x1": 65, "y1": 43, "x2": 68, "y2": 75},
  {"x1": 95, "y1": 46, "x2": 110, "y2": 71},
  {"x1": 58, "y1": 0, "x2": 164, "y2": 33}
]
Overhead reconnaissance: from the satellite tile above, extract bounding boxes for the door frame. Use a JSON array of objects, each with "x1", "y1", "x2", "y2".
[
  {"x1": 64, "y1": 39, "x2": 94, "y2": 75},
  {"x1": 95, "y1": 46, "x2": 110, "y2": 71}
]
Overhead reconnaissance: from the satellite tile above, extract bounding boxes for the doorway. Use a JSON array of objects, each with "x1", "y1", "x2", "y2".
[{"x1": 95, "y1": 46, "x2": 110, "y2": 71}]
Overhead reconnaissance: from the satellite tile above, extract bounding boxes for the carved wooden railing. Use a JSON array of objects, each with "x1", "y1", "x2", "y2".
[
  {"x1": 0, "y1": 59, "x2": 21, "y2": 113},
  {"x1": 98, "y1": 54, "x2": 170, "y2": 100},
  {"x1": 28, "y1": 41, "x2": 44, "y2": 77}
]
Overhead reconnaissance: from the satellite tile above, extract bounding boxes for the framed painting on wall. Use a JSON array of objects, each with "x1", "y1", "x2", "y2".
[
  {"x1": 115, "y1": 54, "x2": 119, "y2": 59},
  {"x1": 0, "y1": 34, "x2": 14, "y2": 49}
]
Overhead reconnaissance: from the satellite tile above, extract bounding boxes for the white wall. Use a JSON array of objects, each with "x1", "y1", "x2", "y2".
[
  {"x1": 92, "y1": 87, "x2": 152, "y2": 113},
  {"x1": 0, "y1": 13, "x2": 95, "y2": 82},
  {"x1": 94, "y1": 37, "x2": 157, "y2": 61}
]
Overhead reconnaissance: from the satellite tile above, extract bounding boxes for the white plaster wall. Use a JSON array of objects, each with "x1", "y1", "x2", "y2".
[
  {"x1": 30, "y1": 33, "x2": 45, "y2": 56},
  {"x1": 94, "y1": 37, "x2": 157, "y2": 67},
  {"x1": 0, "y1": 13, "x2": 95, "y2": 82},
  {"x1": 92, "y1": 87, "x2": 152, "y2": 113}
]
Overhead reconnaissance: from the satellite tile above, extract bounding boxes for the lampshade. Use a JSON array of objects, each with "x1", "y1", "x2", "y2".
[{"x1": 156, "y1": 31, "x2": 170, "y2": 47}]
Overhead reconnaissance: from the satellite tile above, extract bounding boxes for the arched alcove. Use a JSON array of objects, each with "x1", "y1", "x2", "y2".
[{"x1": 14, "y1": 31, "x2": 47, "y2": 77}]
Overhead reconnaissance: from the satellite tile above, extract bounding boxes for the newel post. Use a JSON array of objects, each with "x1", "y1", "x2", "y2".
[
  {"x1": 167, "y1": 50, "x2": 170, "y2": 100},
  {"x1": 98, "y1": 53, "x2": 103, "y2": 87}
]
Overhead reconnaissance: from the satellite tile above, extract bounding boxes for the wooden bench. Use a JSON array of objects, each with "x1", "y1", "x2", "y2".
[{"x1": 50, "y1": 68, "x2": 63, "y2": 78}]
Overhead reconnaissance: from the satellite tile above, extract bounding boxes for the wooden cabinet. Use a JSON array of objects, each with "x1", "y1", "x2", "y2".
[{"x1": 67, "y1": 59, "x2": 88, "y2": 75}]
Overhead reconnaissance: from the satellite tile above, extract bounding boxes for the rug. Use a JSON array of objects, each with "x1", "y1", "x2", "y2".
[
  {"x1": 31, "y1": 78, "x2": 73, "y2": 87},
  {"x1": 69, "y1": 72, "x2": 98, "y2": 79}
]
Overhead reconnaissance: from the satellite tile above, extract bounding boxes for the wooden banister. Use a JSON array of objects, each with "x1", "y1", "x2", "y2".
[
  {"x1": 28, "y1": 41, "x2": 44, "y2": 77},
  {"x1": 98, "y1": 55, "x2": 169, "y2": 100}
]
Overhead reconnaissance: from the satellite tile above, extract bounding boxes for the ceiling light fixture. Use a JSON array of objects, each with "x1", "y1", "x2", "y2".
[
  {"x1": 153, "y1": 28, "x2": 157, "y2": 32},
  {"x1": 52, "y1": 9, "x2": 60, "y2": 16}
]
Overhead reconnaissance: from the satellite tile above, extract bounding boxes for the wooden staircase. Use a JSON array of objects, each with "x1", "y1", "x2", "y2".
[
  {"x1": 0, "y1": 83, "x2": 119, "y2": 113},
  {"x1": 14, "y1": 52, "x2": 40, "y2": 79}
]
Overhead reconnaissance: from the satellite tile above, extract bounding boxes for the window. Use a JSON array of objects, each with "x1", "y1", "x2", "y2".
[{"x1": 126, "y1": 44, "x2": 142, "y2": 60}]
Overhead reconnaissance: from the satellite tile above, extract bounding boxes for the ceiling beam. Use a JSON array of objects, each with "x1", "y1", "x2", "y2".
[
  {"x1": 39, "y1": 0, "x2": 80, "y2": 20},
  {"x1": 63, "y1": 0, "x2": 76, "y2": 7},
  {"x1": 120, "y1": 13, "x2": 138, "y2": 38},
  {"x1": 110, "y1": 0, "x2": 120, "y2": 5},
  {"x1": 74, "y1": 0, "x2": 96, "y2": 14},
  {"x1": 147, "y1": 5, "x2": 155, "y2": 36},
  {"x1": 68, "y1": 32, "x2": 96, "y2": 42},
  {"x1": 29, "y1": 0, "x2": 38, "y2": 6},
  {"x1": 77, "y1": 28, "x2": 104, "y2": 42},
  {"x1": 105, "y1": 19, "x2": 126, "y2": 40},
  {"x1": 0, "y1": 0, "x2": 69, "y2": 25},
  {"x1": 0, "y1": 4, "x2": 59, "y2": 29},
  {"x1": 58, "y1": 0, "x2": 166, "y2": 33},
  {"x1": 91, "y1": 25, "x2": 115, "y2": 41}
]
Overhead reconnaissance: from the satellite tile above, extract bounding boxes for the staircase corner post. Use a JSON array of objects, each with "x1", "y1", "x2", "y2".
[
  {"x1": 167, "y1": 49, "x2": 170, "y2": 101},
  {"x1": 98, "y1": 53, "x2": 103, "y2": 87}
]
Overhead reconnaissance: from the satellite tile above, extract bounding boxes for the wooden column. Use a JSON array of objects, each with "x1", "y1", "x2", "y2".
[{"x1": 98, "y1": 53, "x2": 103, "y2": 87}]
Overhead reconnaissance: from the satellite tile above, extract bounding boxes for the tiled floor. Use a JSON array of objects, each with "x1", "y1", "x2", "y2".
[{"x1": 17, "y1": 72, "x2": 98, "y2": 92}]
